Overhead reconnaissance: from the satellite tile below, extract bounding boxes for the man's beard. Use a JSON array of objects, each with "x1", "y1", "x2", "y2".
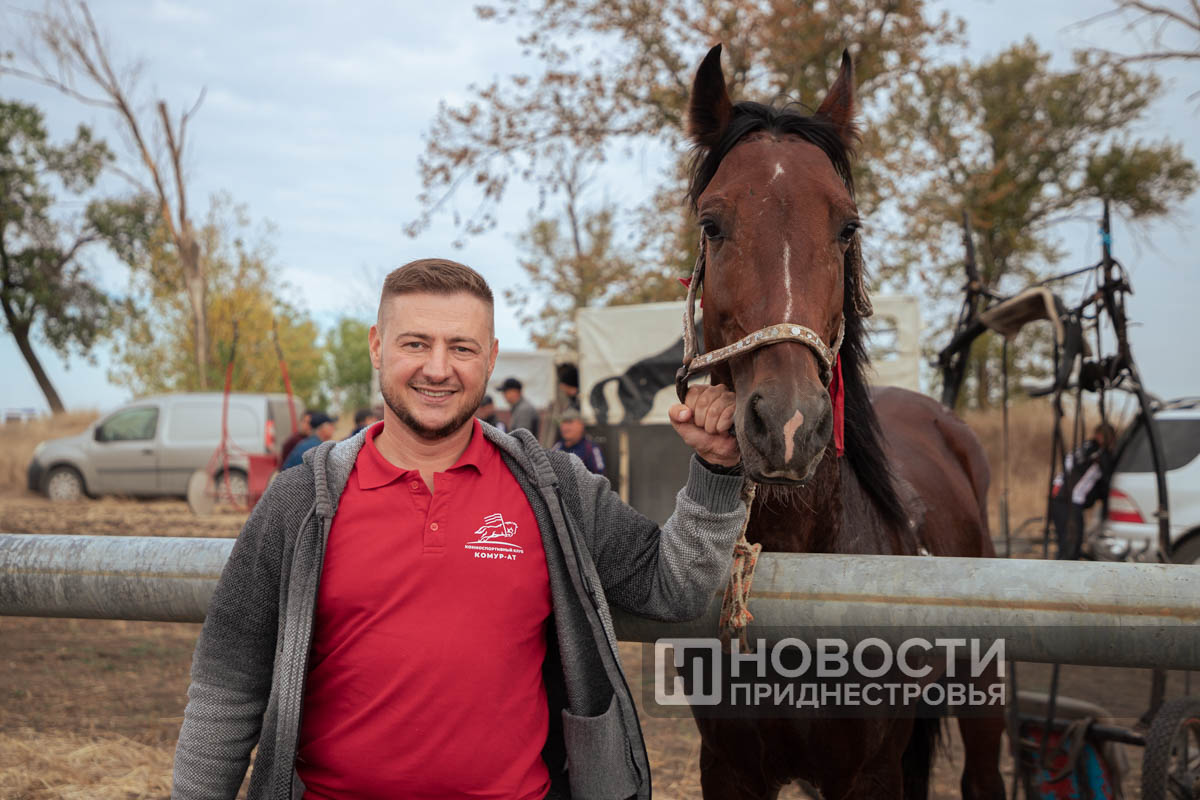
[{"x1": 381, "y1": 378, "x2": 485, "y2": 441}]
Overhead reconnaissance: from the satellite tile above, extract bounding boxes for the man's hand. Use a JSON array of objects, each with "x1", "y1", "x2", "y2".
[{"x1": 669, "y1": 384, "x2": 740, "y2": 467}]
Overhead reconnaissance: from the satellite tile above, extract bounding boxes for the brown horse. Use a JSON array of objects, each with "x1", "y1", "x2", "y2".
[{"x1": 680, "y1": 45, "x2": 1007, "y2": 799}]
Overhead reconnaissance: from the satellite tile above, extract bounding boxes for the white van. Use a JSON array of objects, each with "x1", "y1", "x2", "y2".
[{"x1": 27, "y1": 393, "x2": 298, "y2": 501}]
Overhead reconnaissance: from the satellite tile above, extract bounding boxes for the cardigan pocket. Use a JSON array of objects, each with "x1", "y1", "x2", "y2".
[{"x1": 561, "y1": 693, "x2": 639, "y2": 799}]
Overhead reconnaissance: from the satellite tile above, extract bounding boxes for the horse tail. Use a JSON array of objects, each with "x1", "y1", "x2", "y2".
[{"x1": 901, "y1": 716, "x2": 942, "y2": 800}]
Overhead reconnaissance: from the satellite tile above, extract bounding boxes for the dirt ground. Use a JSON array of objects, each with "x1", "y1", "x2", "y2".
[{"x1": 3, "y1": 490, "x2": 1193, "y2": 798}]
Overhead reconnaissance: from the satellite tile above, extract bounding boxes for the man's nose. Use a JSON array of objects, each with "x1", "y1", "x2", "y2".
[{"x1": 421, "y1": 344, "x2": 451, "y2": 380}]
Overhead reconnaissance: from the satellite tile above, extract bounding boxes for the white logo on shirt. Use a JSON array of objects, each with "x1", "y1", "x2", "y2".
[{"x1": 465, "y1": 513, "x2": 523, "y2": 560}]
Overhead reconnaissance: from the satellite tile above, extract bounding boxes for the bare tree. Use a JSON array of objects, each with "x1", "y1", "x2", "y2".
[
  {"x1": 1079, "y1": 1, "x2": 1200, "y2": 65},
  {"x1": 2, "y1": 0, "x2": 212, "y2": 386}
]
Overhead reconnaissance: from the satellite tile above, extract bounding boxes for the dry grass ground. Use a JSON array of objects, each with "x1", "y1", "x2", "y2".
[{"x1": 0, "y1": 405, "x2": 1169, "y2": 797}]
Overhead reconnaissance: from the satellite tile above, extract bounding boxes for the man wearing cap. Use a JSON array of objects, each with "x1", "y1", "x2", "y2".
[
  {"x1": 552, "y1": 407, "x2": 604, "y2": 476},
  {"x1": 174, "y1": 258, "x2": 744, "y2": 800},
  {"x1": 498, "y1": 375, "x2": 539, "y2": 438},
  {"x1": 280, "y1": 411, "x2": 336, "y2": 469}
]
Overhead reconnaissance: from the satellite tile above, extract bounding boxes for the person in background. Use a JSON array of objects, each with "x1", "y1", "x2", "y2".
[
  {"x1": 281, "y1": 412, "x2": 336, "y2": 470},
  {"x1": 1051, "y1": 422, "x2": 1118, "y2": 560},
  {"x1": 278, "y1": 409, "x2": 314, "y2": 465},
  {"x1": 350, "y1": 407, "x2": 381, "y2": 437},
  {"x1": 551, "y1": 407, "x2": 604, "y2": 476},
  {"x1": 476, "y1": 394, "x2": 506, "y2": 432},
  {"x1": 497, "y1": 376, "x2": 539, "y2": 438},
  {"x1": 557, "y1": 363, "x2": 581, "y2": 411}
]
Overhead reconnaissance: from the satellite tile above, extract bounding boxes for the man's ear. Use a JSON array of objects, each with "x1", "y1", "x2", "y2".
[
  {"x1": 369, "y1": 324, "x2": 382, "y2": 370},
  {"x1": 487, "y1": 337, "x2": 499, "y2": 381}
]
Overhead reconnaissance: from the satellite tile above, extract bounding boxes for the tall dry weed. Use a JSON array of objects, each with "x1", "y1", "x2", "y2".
[
  {"x1": 960, "y1": 399, "x2": 1066, "y2": 540},
  {"x1": 0, "y1": 412, "x2": 98, "y2": 492}
]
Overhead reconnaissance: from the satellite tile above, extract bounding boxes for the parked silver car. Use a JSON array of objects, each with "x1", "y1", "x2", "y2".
[
  {"x1": 27, "y1": 393, "x2": 298, "y2": 501},
  {"x1": 1087, "y1": 398, "x2": 1200, "y2": 564}
]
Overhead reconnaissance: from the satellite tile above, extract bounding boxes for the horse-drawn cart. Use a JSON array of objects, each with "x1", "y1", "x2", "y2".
[{"x1": 939, "y1": 205, "x2": 1197, "y2": 799}]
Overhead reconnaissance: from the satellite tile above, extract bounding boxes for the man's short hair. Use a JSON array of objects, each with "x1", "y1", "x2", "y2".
[{"x1": 378, "y1": 259, "x2": 494, "y2": 327}]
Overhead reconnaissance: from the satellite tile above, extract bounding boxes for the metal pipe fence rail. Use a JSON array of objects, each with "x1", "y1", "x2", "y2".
[{"x1": 1, "y1": 533, "x2": 1198, "y2": 670}]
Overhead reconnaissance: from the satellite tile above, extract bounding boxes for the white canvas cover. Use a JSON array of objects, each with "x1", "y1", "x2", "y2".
[
  {"x1": 490, "y1": 349, "x2": 558, "y2": 410},
  {"x1": 577, "y1": 296, "x2": 921, "y2": 425}
]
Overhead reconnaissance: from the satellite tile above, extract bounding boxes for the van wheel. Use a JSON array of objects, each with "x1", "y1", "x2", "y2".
[
  {"x1": 214, "y1": 469, "x2": 249, "y2": 508},
  {"x1": 45, "y1": 466, "x2": 85, "y2": 502}
]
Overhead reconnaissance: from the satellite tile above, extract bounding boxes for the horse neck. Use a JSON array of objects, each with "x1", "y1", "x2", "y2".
[{"x1": 748, "y1": 448, "x2": 910, "y2": 555}]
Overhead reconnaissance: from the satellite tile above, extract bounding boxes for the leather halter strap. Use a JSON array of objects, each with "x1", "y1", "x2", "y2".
[{"x1": 674, "y1": 246, "x2": 845, "y2": 403}]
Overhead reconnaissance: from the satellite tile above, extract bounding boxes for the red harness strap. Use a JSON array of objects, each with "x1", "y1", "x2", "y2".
[{"x1": 830, "y1": 355, "x2": 845, "y2": 458}]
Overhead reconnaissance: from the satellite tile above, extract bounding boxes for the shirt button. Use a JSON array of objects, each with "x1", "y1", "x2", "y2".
[
  {"x1": 410, "y1": 481, "x2": 420, "y2": 490},
  {"x1": 430, "y1": 522, "x2": 439, "y2": 531}
]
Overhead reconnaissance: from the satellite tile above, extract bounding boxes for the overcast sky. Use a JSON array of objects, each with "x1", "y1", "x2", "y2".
[{"x1": 1, "y1": 0, "x2": 1197, "y2": 414}]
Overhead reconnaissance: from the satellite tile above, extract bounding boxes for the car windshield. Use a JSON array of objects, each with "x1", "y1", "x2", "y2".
[{"x1": 1116, "y1": 417, "x2": 1200, "y2": 473}]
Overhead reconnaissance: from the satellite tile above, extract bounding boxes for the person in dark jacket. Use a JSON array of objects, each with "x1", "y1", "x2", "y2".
[
  {"x1": 349, "y1": 407, "x2": 380, "y2": 437},
  {"x1": 278, "y1": 410, "x2": 313, "y2": 465},
  {"x1": 1051, "y1": 422, "x2": 1117, "y2": 559},
  {"x1": 280, "y1": 412, "x2": 336, "y2": 470},
  {"x1": 497, "y1": 376, "x2": 539, "y2": 438},
  {"x1": 552, "y1": 407, "x2": 604, "y2": 475}
]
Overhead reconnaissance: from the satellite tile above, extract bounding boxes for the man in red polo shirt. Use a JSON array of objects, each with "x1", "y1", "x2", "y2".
[{"x1": 174, "y1": 259, "x2": 747, "y2": 800}]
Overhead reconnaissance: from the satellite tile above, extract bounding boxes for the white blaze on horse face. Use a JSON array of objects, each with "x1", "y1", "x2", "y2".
[
  {"x1": 782, "y1": 242, "x2": 793, "y2": 321},
  {"x1": 771, "y1": 162, "x2": 785, "y2": 183},
  {"x1": 782, "y1": 408, "x2": 806, "y2": 464}
]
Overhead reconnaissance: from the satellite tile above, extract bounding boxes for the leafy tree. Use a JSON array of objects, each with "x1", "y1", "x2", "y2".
[
  {"x1": 0, "y1": 98, "x2": 112, "y2": 412},
  {"x1": 108, "y1": 194, "x2": 325, "y2": 405},
  {"x1": 505, "y1": 163, "x2": 660, "y2": 349},
  {"x1": 324, "y1": 316, "x2": 374, "y2": 415},
  {"x1": 4, "y1": 1, "x2": 215, "y2": 385},
  {"x1": 409, "y1": 0, "x2": 962, "y2": 257},
  {"x1": 880, "y1": 40, "x2": 1197, "y2": 407}
]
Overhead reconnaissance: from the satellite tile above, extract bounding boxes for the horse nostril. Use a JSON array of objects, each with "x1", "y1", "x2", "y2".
[{"x1": 747, "y1": 392, "x2": 769, "y2": 438}]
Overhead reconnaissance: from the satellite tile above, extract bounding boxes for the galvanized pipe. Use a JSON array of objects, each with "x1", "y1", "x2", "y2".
[
  {"x1": 1, "y1": 534, "x2": 1198, "y2": 669},
  {"x1": 0, "y1": 534, "x2": 228, "y2": 623}
]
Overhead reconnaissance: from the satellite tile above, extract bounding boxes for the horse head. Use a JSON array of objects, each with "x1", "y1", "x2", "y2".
[{"x1": 686, "y1": 44, "x2": 872, "y2": 485}]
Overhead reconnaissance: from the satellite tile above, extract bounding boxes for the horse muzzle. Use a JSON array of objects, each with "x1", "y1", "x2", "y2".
[{"x1": 735, "y1": 386, "x2": 832, "y2": 484}]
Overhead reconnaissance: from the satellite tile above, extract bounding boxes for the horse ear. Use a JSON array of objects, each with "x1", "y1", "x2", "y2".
[
  {"x1": 689, "y1": 44, "x2": 733, "y2": 149},
  {"x1": 816, "y1": 49, "x2": 859, "y2": 150}
]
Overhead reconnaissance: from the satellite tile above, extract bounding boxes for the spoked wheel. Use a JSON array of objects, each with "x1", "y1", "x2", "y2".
[{"x1": 1142, "y1": 697, "x2": 1200, "y2": 799}]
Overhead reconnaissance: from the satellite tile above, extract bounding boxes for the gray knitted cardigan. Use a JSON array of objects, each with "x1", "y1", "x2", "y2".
[{"x1": 172, "y1": 424, "x2": 745, "y2": 800}]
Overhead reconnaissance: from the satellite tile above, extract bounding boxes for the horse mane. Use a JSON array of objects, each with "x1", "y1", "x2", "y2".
[{"x1": 687, "y1": 100, "x2": 908, "y2": 530}]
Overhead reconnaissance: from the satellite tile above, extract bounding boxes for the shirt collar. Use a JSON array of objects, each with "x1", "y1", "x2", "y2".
[{"x1": 356, "y1": 418, "x2": 489, "y2": 490}]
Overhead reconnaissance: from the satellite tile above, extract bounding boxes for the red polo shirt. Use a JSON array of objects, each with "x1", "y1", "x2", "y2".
[{"x1": 297, "y1": 420, "x2": 553, "y2": 799}]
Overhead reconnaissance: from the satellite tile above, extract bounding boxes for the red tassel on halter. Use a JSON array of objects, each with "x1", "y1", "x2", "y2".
[
  {"x1": 830, "y1": 355, "x2": 845, "y2": 458},
  {"x1": 678, "y1": 276, "x2": 703, "y2": 308}
]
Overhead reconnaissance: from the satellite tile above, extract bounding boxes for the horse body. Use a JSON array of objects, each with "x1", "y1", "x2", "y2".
[{"x1": 681, "y1": 45, "x2": 1006, "y2": 799}]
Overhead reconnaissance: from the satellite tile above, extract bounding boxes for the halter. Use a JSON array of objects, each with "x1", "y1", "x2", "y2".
[{"x1": 674, "y1": 245, "x2": 845, "y2": 403}]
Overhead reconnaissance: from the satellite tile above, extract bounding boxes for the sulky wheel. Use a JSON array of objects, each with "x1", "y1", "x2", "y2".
[{"x1": 1142, "y1": 696, "x2": 1200, "y2": 799}]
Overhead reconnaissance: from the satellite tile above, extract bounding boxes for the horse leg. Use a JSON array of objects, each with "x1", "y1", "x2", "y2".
[
  {"x1": 816, "y1": 744, "x2": 904, "y2": 800},
  {"x1": 956, "y1": 714, "x2": 1007, "y2": 799},
  {"x1": 697, "y1": 734, "x2": 782, "y2": 800}
]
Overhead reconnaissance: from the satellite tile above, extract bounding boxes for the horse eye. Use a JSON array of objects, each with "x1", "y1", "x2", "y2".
[
  {"x1": 839, "y1": 222, "x2": 861, "y2": 244},
  {"x1": 700, "y1": 219, "x2": 723, "y2": 240}
]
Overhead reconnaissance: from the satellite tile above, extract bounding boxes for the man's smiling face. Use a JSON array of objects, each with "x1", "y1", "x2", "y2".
[{"x1": 370, "y1": 291, "x2": 498, "y2": 441}]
